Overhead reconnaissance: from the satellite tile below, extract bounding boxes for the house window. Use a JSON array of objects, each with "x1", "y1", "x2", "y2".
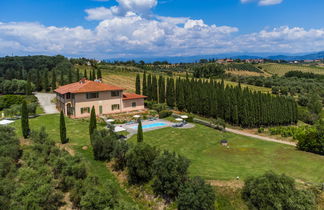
[
  {"x1": 112, "y1": 104, "x2": 120, "y2": 111},
  {"x1": 71, "y1": 94, "x2": 75, "y2": 99},
  {"x1": 86, "y1": 92, "x2": 99, "y2": 99},
  {"x1": 111, "y1": 91, "x2": 120, "y2": 97},
  {"x1": 81, "y1": 107, "x2": 90, "y2": 114},
  {"x1": 132, "y1": 102, "x2": 136, "y2": 107},
  {"x1": 66, "y1": 93, "x2": 71, "y2": 99}
]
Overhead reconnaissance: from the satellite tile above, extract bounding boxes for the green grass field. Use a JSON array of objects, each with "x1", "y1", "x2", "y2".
[
  {"x1": 129, "y1": 124, "x2": 324, "y2": 183},
  {"x1": 11, "y1": 114, "x2": 138, "y2": 207},
  {"x1": 259, "y1": 63, "x2": 324, "y2": 76}
]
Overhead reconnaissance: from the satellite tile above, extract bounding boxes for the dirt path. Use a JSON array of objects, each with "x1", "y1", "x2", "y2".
[
  {"x1": 225, "y1": 128, "x2": 296, "y2": 146},
  {"x1": 34, "y1": 92, "x2": 59, "y2": 114}
]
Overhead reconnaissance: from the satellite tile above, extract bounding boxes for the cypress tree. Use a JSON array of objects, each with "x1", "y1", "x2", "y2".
[
  {"x1": 84, "y1": 69, "x2": 88, "y2": 79},
  {"x1": 89, "y1": 106, "x2": 97, "y2": 138},
  {"x1": 60, "y1": 111, "x2": 68, "y2": 144},
  {"x1": 147, "y1": 74, "x2": 152, "y2": 100},
  {"x1": 43, "y1": 70, "x2": 49, "y2": 92},
  {"x1": 97, "y1": 68, "x2": 102, "y2": 79},
  {"x1": 142, "y1": 71, "x2": 147, "y2": 96},
  {"x1": 137, "y1": 120, "x2": 143, "y2": 142},
  {"x1": 25, "y1": 72, "x2": 32, "y2": 95},
  {"x1": 36, "y1": 69, "x2": 41, "y2": 91},
  {"x1": 51, "y1": 70, "x2": 56, "y2": 91},
  {"x1": 60, "y1": 70, "x2": 64, "y2": 85},
  {"x1": 68, "y1": 68, "x2": 73, "y2": 84},
  {"x1": 177, "y1": 80, "x2": 185, "y2": 111},
  {"x1": 152, "y1": 75, "x2": 158, "y2": 101},
  {"x1": 158, "y1": 75, "x2": 165, "y2": 103},
  {"x1": 92, "y1": 69, "x2": 96, "y2": 80},
  {"x1": 21, "y1": 100, "x2": 29, "y2": 139},
  {"x1": 136, "y1": 74, "x2": 141, "y2": 95},
  {"x1": 76, "y1": 69, "x2": 80, "y2": 81}
]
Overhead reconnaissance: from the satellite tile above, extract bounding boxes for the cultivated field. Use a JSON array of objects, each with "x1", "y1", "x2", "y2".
[
  {"x1": 129, "y1": 124, "x2": 324, "y2": 183},
  {"x1": 98, "y1": 69, "x2": 271, "y2": 94},
  {"x1": 259, "y1": 63, "x2": 324, "y2": 76}
]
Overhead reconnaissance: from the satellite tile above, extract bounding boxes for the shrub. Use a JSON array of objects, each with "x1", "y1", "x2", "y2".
[
  {"x1": 152, "y1": 103, "x2": 167, "y2": 113},
  {"x1": 91, "y1": 129, "x2": 118, "y2": 161},
  {"x1": 257, "y1": 127, "x2": 264, "y2": 133},
  {"x1": 0, "y1": 126, "x2": 20, "y2": 161},
  {"x1": 126, "y1": 143, "x2": 158, "y2": 184},
  {"x1": 296, "y1": 120, "x2": 324, "y2": 155},
  {"x1": 159, "y1": 110, "x2": 172, "y2": 119},
  {"x1": 178, "y1": 176, "x2": 216, "y2": 210},
  {"x1": 112, "y1": 140, "x2": 129, "y2": 171},
  {"x1": 152, "y1": 151, "x2": 190, "y2": 201},
  {"x1": 242, "y1": 171, "x2": 316, "y2": 210},
  {"x1": 0, "y1": 95, "x2": 25, "y2": 110}
]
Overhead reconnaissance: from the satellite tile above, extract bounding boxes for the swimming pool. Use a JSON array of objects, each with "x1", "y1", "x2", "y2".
[{"x1": 131, "y1": 122, "x2": 167, "y2": 129}]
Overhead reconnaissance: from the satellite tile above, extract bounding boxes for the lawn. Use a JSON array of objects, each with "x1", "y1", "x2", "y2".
[
  {"x1": 129, "y1": 124, "x2": 324, "y2": 183},
  {"x1": 12, "y1": 114, "x2": 138, "y2": 207}
]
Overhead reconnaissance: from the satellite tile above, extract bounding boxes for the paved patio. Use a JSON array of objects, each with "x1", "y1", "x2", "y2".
[{"x1": 114, "y1": 119, "x2": 194, "y2": 139}]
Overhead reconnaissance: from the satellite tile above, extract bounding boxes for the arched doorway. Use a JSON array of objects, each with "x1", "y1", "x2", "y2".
[{"x1": 66, "y1": 103, "x2": 74, "y2": 117}]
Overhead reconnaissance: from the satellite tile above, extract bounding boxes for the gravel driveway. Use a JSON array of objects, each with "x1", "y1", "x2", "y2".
[
  {"x1": 225, "y1": 128, "x2": 296, "y2": 146},
  {"x1": 34, "y1": 92, "x2": 59, "y2": 114}
]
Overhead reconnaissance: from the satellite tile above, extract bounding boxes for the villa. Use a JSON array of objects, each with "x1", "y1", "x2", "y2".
[{"x1": 54, "y1": 79, "x2": 146, "y2": 118}]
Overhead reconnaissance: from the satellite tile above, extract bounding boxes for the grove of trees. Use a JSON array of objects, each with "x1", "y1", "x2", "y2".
[{"x1": 142, "y1": 74, "x2": 298, "y2": 128}]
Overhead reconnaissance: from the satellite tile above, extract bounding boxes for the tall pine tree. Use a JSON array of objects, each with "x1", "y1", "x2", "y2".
[
  {"x1": 68, "y1": 68, "x2": 73, "y2": 84},
  {"x1": 76, "y1": 69, "x2": 80, "y2": 81},
  {"x1": 60, "y1": 111, "x2": 68, "y2": 144},
  {"x1": 136, "y1": 74, "x2": 141, "y2": 95},
  {"x1": 89, "y1": 106, "x2": 97, "y2": 138},
  {"x1": 21, "y1": 100, "x2": 29, "y2": 138},
  {"x1": 84, "y1": 69, "x2": 88, "y2": 79},
  {"x1": 147, "y1": 74, "x2": 152, "y2": 100},
  {"x1": 137, "y1": 120, "x2": 143, "y2": 142},
  {"x1": 152, "y1": 75, "x2": 158, "y2": 101},
  {"x1": 142, "y1": 71, "x2": 147, "y2": 96},
  {"x1": 36, "y1": 69, "x2": 41, "y2": 91},
  {"x1": 60, "y1": 70, "x2": 64, "y2": 85},
  {"x1": 158, "y1": 75, "x2": 165, "y2": 103},
  {"x1": 51, "y1": 70, "x2": 56, "y2": 91},
  {"x1": 97, "y1": 68, "x2": 102, "y2": 79},
  {"x1": 43, "y1": 70, "x2": 49, "y2": 92},
  {"x1": 25, "y1": 72, "x2": 32, "y2": 95}
]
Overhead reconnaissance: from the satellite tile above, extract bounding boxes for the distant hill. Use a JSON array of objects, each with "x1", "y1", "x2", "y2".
[
  {"x1": 267, "y1": 51, "x2": 324, "y2": 61},
  {"x1": 106, "y1": 51, "x2": 324, "y2": 63}
]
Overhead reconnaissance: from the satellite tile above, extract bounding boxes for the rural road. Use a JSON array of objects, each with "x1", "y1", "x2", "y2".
[
  {"x1": 34, "y1": 92, "x2": 59, "y2": 114},
  {"x1": 225, "y1": 128, "x2": 297, "y2": 146}
]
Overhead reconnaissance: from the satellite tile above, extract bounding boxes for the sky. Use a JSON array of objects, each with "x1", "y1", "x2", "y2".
[{"x1": 1, "y1": 0, "x2": 324, "y2": 59}]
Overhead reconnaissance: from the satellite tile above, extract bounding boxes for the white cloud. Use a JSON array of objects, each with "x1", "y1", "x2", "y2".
[
  {"x1": 240, "y1": 0, "x2": 283, "y2": 6},
  {"x1": 86, "y1": 0, "x2": 157, "y2": 20},
  {"x1": 259, "y1": 0, "x2": 283, "y2": 6},
  {"x1": 1, "y1": 0, "x2": 324, "y2": 58}
]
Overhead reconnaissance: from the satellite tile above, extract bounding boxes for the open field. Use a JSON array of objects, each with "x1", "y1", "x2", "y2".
[
  {"x1": 129, "y1": 124, "x2": 324, "y2": 183},
  {"x1": 11, "y1": 114, "x2": 138, "y2": 207},
  {"x1": 259, "y1": 63, "x2": 324, "y2": 76}
]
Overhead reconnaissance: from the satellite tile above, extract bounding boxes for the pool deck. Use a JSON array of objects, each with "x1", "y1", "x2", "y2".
[{"x1": 115, "y1": 119, "x2": 194, "y2": 139}]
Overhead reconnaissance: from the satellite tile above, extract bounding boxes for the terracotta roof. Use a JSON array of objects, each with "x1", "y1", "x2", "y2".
[
  {"x1": 54, "y1": 80, "x2": 125, "y2": 94},
  {"x1": 123, "y1": 93, "x2": 147, "y2": 100}
]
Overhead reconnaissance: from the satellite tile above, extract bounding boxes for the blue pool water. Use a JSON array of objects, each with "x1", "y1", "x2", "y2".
[{"x1": 131, "y1": 122, "x2": 167, "y2": 129}]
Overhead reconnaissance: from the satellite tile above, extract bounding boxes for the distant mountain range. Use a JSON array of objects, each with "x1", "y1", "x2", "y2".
[{"x1": 106, "y1": 51, "x2": 324, "y2": 63}]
